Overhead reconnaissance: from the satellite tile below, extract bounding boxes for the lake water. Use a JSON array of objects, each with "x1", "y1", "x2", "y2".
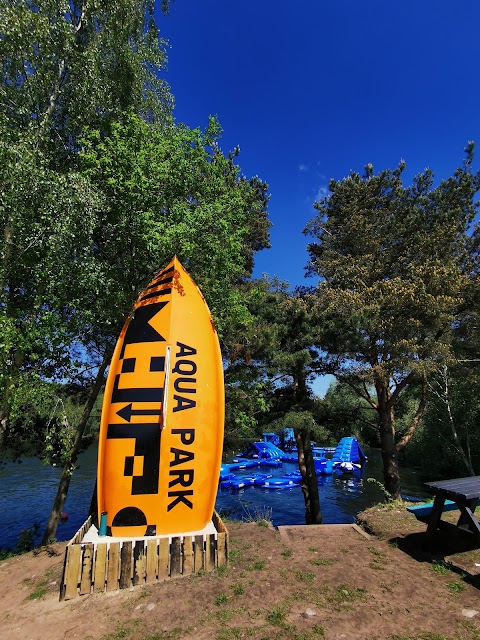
[{"x1": 0, "y1": 446, "x2": 431, "y2": 550}]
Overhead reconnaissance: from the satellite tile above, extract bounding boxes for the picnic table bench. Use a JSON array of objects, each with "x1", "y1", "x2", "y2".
[{"x1": 407, "y1": 476, "x2": 480, "y2": 544}]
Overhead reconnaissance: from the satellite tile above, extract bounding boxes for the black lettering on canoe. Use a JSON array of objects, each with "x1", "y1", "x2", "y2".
[
  {"x1": 167, "y1": 490, "x2": 193, "y2": 511},
  {"x1": 172, "y1": 359, "x2": 197, "y2": 376},
  {"x1": 176, "y1": 342, "x2": 197, "y2": 357},
  {"x1": 170, "y1": 447, "x2": 194, "y2": 467},
  {"x1": 171, "y1": 428, "x2": 195, "y2": 445},
  {"x1": 169, "y1": 469, "x2": 194, "y2": 488},
  {"x1": 173, "y1": 377, "x2": 197, "y2": 394},
  {"x1": 172, "y1": 395, "x2": 196, "y2": 412}
]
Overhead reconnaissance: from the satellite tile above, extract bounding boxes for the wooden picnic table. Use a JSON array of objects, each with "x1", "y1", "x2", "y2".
[{"x1": 425, "y1": 475, "x2": 480, "y2": 543}]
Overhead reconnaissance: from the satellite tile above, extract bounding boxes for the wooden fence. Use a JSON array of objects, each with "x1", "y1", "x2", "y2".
[{"x1": 60, "y1": 511, "x2": 228, "y2": 600}]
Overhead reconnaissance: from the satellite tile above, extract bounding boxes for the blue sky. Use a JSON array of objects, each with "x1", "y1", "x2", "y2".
[{"x1": 157, "y1": 1, "x2": 480, "y2": 395}]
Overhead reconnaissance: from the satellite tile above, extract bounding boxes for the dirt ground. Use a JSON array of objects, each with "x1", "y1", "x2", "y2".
[{"x1": 1, "y1": 508, "x2": 480, "y2": 640}]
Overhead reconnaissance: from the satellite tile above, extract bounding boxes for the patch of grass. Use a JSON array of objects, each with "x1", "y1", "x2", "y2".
[
  {"x1": 446, "y1": 581, "x2": 466, "y2": 594},
  {"x1": 389, "y1": 634, "x2": 451, "y2": 640},
  {"x1": 293, "y1": 625, "x2": 326, "y2": 639},
  {"x1": 266, "y1": 605, "x2": 287, "y2": 626},
  {"x1": 214, "y1": 609, "x2": 235, "y2": 623},
  {"x1": 368, "y1": 545, "x2": 387, "y2": 558},
  {"x1": 215, "y1": 564, "x2": 228, "y2": 576},
  {"x1": 144, "y1": 632, "x2": 182, "y2": 640},
  {"x1": 101, "y1": 621, "x2": 140, "y2": 640},
  {"x1": 282, "y1": 548, "x2": 293, "y2": 558},
  {"x1": 227, "y1": 549, "x2": 242, "y2": 561},
  {"x1": 308, "y1": 546, "x2": 317, "y2": 552},
  {"x1": 431, "y1": 561, "x2": 450, "y2": 575},
  {"x1": 295, "y1": 570, "x2": 315, "y2": 583},
  {"x1": 230, "y1": 582, "x2": 244, "y2": 596},
  {"x1": 325, "y1": 584, "x2": 367, "y2": 605},
  {"x1": 369, "y1": 560, "x2": 386, "y2": 571},
  {"x1": 26, "y1": 585, "x2": 48, "y2": 600},
  {"x1": 216, "y1": 628, "x2": 256, "y2": 640},
  {"x1": 247, "y1": 560, "x2": 266, "y2": 571},
  {"x1": 215, "y1": 592, "x2": 229, "y2": 605},
  {"x1": 309, "y1": 557, "x2": 334, "y2": 566}
]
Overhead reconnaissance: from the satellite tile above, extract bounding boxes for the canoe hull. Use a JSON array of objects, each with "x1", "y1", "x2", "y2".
[{"x1": 97, "y1": 257, "x2": 224, "y2": 537}]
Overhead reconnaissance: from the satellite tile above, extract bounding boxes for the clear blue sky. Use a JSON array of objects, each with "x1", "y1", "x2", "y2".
[{"x1": 156, "y1": 1, "x2": 480, "y2": 395}]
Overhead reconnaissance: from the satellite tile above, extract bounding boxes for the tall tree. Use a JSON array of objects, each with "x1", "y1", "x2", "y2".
[
  {"x1": 240, "y1": 279, "x2": 322, "y2": 524},
  {"x1": 305, "y1": 149, "x2": 480, "y2": 499},
  {"x1": 41, "y1": 113, "x2": 271, "y2": 543},
  {"x1": 0, "y1": 0, "x2": 173, "y2": 446}
]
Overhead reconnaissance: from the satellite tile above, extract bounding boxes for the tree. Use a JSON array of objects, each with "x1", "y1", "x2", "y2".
[
  {"x1": 41, "y1": 113, "x2": 270, "y2": 543},
  {"x1": 1, "y1": 0, "x2": 173, "y2": 447},
  {"x1": 319, "y1": 380, "x2": 378, "y2": 445},
  {"x1": 304, "y1": 148, "x2": 480, "y2": 499},
  {"x1": 238, "y1": 279, "x2": 322, "y2": 524}
]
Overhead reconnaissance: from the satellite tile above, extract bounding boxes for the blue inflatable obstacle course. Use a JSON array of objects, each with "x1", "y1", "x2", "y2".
[
  {"x1": 331, "y1": 437, "x2": 367, "y2": 477},
  {"x1": 263, "y1": 471, "x2": 302, "y2": 489},
  {"x1": 263, "y1": 432, "x2": 281, "y2": 447},
  {"x1": 239, "y1": 441, "x2": 284, "y2": 460}
]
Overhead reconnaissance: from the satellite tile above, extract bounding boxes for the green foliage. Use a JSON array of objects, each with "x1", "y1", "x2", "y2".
[
  {"x1": 305, "y1": 151, "x2": 480, "y2": 496},
  {"x1": 404, "y1": 364, "x2": 480, "y2": 477}
]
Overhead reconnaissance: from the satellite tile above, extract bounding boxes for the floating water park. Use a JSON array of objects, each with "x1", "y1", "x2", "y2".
[{"x1": 219, "y1": 434, "x2": 368, "y2": 491}]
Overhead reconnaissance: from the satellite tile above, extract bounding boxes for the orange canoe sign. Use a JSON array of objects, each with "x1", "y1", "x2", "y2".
[{"x1": 96, "y1": 257, "x2": 225, "y2": 537}]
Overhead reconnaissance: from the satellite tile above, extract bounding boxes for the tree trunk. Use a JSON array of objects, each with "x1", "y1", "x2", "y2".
[
  {"x1": 375, "y1": 377, "x2": 401, "y2": 500},
  {"x1": 41, "y1": 351, "x2": 110, "y2": 545},
  {"x1": 294, "y1": 427, "x2": 322, "y2": 524}
]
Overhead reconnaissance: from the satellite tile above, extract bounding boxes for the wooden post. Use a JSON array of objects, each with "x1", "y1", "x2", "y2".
[
  {"x1": 63, "y1": 544, "x2": 81, "y2": 600},
  {"x1": 158, "y1": 538, "x2": 170, "y2": 580},
  {"x1": 183, "y1": 536, "x2": 193, "y2": 575},
  {"x1": 94, "y1": 544, "x2": 107, "y2": 592},
  {"x1": 120, "y1": 541, "x2": 133, "y2": 589},
  {"x1": 107, "y1": 542, "x2": 120, "y2": 591},
  {"x1": 146, "y1": 538, "x2": 158, "y2": 584},
  {"x1": 170, "y1": 537, "x2": 181, "y2": 577},
  {"x1": 194, "y1": 535, "x2": 204, "y2": 573},
  {"x1": 133, "y1": 541, "x2": 145, "y2": 586},
  {"x1": 79, "y1": 544, "x2": 94, "y2": 595}
]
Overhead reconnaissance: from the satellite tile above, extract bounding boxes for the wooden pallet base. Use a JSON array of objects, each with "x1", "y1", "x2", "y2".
[{"x1": 60, "y1": 511, "x2": 228, "y2": 600}]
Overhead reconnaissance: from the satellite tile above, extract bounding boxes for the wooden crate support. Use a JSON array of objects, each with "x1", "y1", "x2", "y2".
[{"x1": 60, "y1": 510, "x2": 228, "y2": 600}]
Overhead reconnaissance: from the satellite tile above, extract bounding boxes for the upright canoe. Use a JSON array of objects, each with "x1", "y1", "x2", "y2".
[{"x1": 97, "y1": 256, "x2": 224, "y2": 537}]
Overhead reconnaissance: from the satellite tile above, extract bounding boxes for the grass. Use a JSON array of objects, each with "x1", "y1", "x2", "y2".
[
  {"x1": 230, "y1": 582, "x2": 244, "y2": 596},
  {"x1": 266, "y1": 605, "x2": 287, "y2": 626},
  {"x1": 227, "y1": 549, "x2": 242, "y2": 561},
  {"x1": 295, "y1": 570, "x2": 315, "y2": 583},
  {"x1": 446, "y1": 580, "x2": 466, "y2": 594},
  {"x1": 215, "y1": 592, "x2": 229, "y2": 605},
  {"x1": 101, "y1": 620, "x2": 141, "y2": 640},
  {"x1": 323, "y1": 583, "x2": 368, "y2": 606},
  {"x1": 309, "y1": 557, "x2": 334, "y2": 566},
  {"x1": 282, "y1": 548, "x2": 293, "y2": 558},
  {"x1": 431, "y1": 561, "x2": 450, "y2": 575}
]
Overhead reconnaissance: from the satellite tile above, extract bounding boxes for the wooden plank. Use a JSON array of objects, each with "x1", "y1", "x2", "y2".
[
  {"x1": 63, "y1": 544, "x2": 81, "y2": 600},
  {"x1": 120, "y1": 541, "x2": 133, "y2": 589},
  {"x1": 194, "y1": 535, "x2": 204, "y2": 573},
  {"x1": 217, "y1": 532, "x2": 227, "y2": 568},
  {"x1": 79, "y1": 544, "x2": 94, "y2": 595},
  {"x1": 158, "y1": 537, "x2": 170, "y2": 580},
  {"x1": 207, "y1": 534, "x2": 216, "y2": 570},
  {"x1": 213, "y1": 510, "x2": 227, "y2": 533},
  {"x1": 94, "y1": 544, "x2": 107, "y2": 592},
  {"x1": 133, "y1": 541, "x2": 145, "y2": 586},
  {"x1": 107, "y1": 542, "x2": 120, "y2": 591},
  {"x1": 183, "y1": 536, "x2": 193, "y2": 575},
  {"x1": 170, "y1": 537, "x2": 181, "y2": 577},
  {"x1": 146, "y1": 538, "x2": 158, "y2": 584},
  {"x1": 59, "y1": 545, "x2": 70, "y2": 601}
]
